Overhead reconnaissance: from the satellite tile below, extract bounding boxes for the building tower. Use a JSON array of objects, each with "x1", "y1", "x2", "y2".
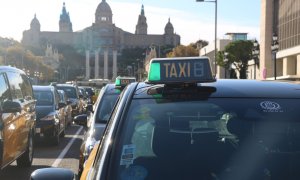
[
  {"x1": 30, "y1": 14, "x2": 41, "y2": 32},
  {"x1": 164, "y1": 18, "x2": 174, "y2": 45},
  {"x1": 59, "y1": 2, "x2": 73, "y2": 32},
  {"x1": 95, "y1": 0, "x2": 113, "y2": 24},
  {"x1": 135, "y1": 5, "x2": 148, "y2": 35},
  {"x1": 21, "y1": 14, "x2": 41, "y2": 47}
]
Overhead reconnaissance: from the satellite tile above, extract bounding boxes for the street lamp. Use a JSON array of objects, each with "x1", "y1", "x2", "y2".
[
  {"x1": 196, "y1": 0, "x2": 217, "y2": 76},
  {"x1": 271, "y1": 33, "x2": 279, "y2": 80},
  {"x1": 252, "y1": 39, "x2": 260, "y2": 79},
  {"x1": 224, "y1": 52, "x2": 229, "y2": 78}
]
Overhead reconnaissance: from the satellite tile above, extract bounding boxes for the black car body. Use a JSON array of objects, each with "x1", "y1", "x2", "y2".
[
  {"x1": 31, "y1": 57, "x2": 300, "y2": 179},
  {"x1": 79, "y1": 86, "x2": 95, "y2": 105},
  {"x1": 33, "y1": 85, "x2": 66, "y2": 145},
  {"x1": 57, "y1": 89, "x2": 73, "y2": 126},
  {"x1": 55, "y1": 84, "x2": 84, "y2": 117},
  {"x1": 77, "y1": 83, "x2": 123, "y2": 175}
]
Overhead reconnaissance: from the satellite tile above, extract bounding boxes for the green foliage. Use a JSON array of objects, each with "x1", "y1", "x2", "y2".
[
  {"x1": 217, "y1": 40, "x2": 253, "y2": 79},
  {"x1": 167, "y1": 44, "x2": 198, "y2": 57},
  {"x1": 0, "y1": 37, "x2": 54, "y2": 82}
]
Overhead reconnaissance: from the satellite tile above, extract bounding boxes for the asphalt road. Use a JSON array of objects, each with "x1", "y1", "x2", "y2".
[{"x1": 0, "y1": 124, "x2": 84, "y2": 180}]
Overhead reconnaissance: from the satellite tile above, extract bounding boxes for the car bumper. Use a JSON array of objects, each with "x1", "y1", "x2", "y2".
[{"x1": 35, "y1": 120, "x2": 57, "y2": 139}]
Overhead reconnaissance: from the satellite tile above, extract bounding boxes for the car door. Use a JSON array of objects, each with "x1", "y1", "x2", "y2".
[
  {"x1": 5, "y1": 72, "x2": 27, "y2": 160},
  {"x1": 0, "y1": 72, "x2": 19, "y2": 166},
  {"x1": 19, "y1": 74, "x2": 35, "y2": 148},
  {"x1": 55, "y1": 90, "x2": 65, "y2": 133}
]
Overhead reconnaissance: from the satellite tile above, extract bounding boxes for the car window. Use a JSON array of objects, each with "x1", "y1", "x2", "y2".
[
  {"x1": 110, "y1": 97, "x2": 300, "y2": 179},
  {"x1": 20, "y1": 74, "x2": 33, "y2": 100},
  {"x1": 33, "y1": 91, "x2": 54, "y2": 106},
  {"x1": 6, "y1": 71, "x2": 24, "y2": 101},
  {"x1": 0, "y1": 73, "x2": 11, "y2": 107},
  {"x1": 96, "y1": 94, "x2": 119, "y2": 122},
  {"x1": 57, "y1": 86, "x2": 77, "y2": 98}
]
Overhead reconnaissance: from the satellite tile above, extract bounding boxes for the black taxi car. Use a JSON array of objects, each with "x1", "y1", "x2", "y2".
[
  {"x1": 0, "y1": 66, "x2": 36, "y2": 170},
  {"x1": 33, "y1": 85, "x2": 66, "y2": 145},
  {"x1": 31, "y1": 57, "x2": 300, "y2": 180},
  {"x1": 55, "y1": 83, "x2": 84, "y2": 117},
  {"x1": 75, "y1": 76, "x2": 136, "y2": 176}
]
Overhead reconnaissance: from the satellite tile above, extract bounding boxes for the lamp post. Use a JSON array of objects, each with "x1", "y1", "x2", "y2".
[
  {"x1": 271, "y1": 33, "x2": 279, "y2": 80},
  {"x1": 196, "y1": 0, "x2": 217, "y2": 76},
  {"x1": 252, "y1": 39, "x2": 260, "y2": 79},
  {"x1": 224, "y1": 52, "x2": 228, "y2": 79}
]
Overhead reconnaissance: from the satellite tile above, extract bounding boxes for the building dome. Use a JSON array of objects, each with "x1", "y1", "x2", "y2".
[
  {"x1": 30, "y1": 14, "x2": 40, "y2": 31},
  {"x1": 96, "y1": 0, "x2": 112, "y2": 14},
  {"x1": 95, "y1": 0, "x2": 113, "y2": 24},
  {"x1": 164, "y1": 18, "x2": 174, "y2": 35}
]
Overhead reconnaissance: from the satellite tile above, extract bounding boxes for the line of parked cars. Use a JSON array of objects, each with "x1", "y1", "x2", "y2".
[
  {"x1": 30, "y1": 57, "x2": 300, "y2": 180},
  {"x1": 0, "y1": 66, "x2": 97, "y2": 171}
]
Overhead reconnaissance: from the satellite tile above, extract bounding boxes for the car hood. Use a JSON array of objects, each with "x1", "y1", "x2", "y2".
[{"x1": 36, "y1": 106, "x2": 55, "y2": 120}]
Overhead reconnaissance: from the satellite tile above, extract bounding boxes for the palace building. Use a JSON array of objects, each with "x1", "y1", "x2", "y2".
[{"x1": 22, "y1": 0, "x2": 180, "y2": 79}]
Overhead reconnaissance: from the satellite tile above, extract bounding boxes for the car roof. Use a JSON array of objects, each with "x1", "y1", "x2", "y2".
[
  {"x1": 33, "y1": 85, "x2": 55, "y2": 92},
  {"x1": 133, "y1": 79, "x2": 300, "y2": 99},
  {"x1": 0, "y1": 66, "x2": 26, "y2": 74},
  {"x1": 56, "y1": 83, "x2": 76, "y2": 87}
]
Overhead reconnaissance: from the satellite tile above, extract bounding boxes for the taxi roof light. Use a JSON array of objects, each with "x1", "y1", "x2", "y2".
[
  {"x1": 147, "y1": 57, "x2": 215, "y2": 84},
  {"x1": 115, "y1": 76, "x2": 136, "y2": 87}
]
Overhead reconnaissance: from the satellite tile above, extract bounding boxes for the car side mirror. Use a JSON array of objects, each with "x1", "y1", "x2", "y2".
[
  {"x1": 31, "y1": 168, "x2": 75, "y2": 180},
  {"x1": 74, "y1": 114, "x2": 87, "y2": 127},
  {"x1": 2, "y1": 100, "x2": 21, "y2": 113}
]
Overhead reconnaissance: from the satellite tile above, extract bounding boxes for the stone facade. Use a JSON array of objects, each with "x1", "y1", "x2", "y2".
[
  {"x1": 260, "y1": 0, "x2": 300, "y2": 80},
  {"x1": 22, "y1": 0, "x2": 180, "y2": 53},
  {"x1": 22, "y1": 0, "x2": 180, "y2": 80}
]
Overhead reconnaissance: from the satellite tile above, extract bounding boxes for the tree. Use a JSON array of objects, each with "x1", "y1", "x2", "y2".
[
  {"x1": 217, "y1": 40, "x2": 253, "y2": 79},
  {"x1": 167, "y1": 44, "x2": 198, "y2": 57}
]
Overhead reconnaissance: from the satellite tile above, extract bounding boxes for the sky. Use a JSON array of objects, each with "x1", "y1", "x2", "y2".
[{"x1": 0, "y1": 0, "x2": 260, "y2": 45}]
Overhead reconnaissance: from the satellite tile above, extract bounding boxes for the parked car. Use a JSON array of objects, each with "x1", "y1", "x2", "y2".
[
  {"x1": 57, "y1": 89, "x2": 73, "y2": 126},
  {"x1": 55, "y1": 84, "x2": 84, "y2": 117},
  {"x1": 31, "y1": 57, "x2": 300, "y2": 180},
  {"x1": 76, "y1": 76, "x2": 136, "y2": 176},
  {"x1": 33, "y1": 85, "x2": 66, "y2": 145},
  {"x1": 0, "y1": 66, "x2": 36, "y2": 170},
  {"x1": 79, "y1": 86, "x2": 96, "y2": 104}
]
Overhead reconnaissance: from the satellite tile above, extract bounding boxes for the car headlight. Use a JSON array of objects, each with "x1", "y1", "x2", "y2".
[{"x1": 40, "y1": 114, "x2": 56, "y2": 121}]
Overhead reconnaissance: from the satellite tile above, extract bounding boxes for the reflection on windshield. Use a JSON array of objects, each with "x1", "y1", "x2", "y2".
[
  {"x1": 96, "y1": 94, "x2": 118, "y2": 123},
  {"x1": 57, "y1": 87, "x2": 77, "y2": 98},
  {"x1": 34, "y1": 91, "x2": 53, "y2": 106},
  {"x1": 113, "y1": 98, "x2": 300, "y2": 180}
]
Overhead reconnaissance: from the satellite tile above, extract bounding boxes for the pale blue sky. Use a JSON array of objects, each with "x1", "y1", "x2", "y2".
[{"x1": 0, "y1": 0, "x2": 260, "y2": 45}]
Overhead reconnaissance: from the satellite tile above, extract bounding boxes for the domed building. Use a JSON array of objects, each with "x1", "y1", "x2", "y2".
[{"x1": 22, "y1": 0, "x2": 180, "y2": 79}]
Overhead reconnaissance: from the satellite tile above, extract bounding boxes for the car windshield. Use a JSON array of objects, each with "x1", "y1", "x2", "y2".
[
  {"x1": 111, "y1": 97, "x2": 300, "y2": 179},
  {"x1": 33, "y1": 91, "x2": 54, "y2": 106},
  {"x1": 57, "y1": 86, "x2": 77, "y2": 98},
  {"x1": 96, "y1": 94, "x2": 119, "y2": 123}
]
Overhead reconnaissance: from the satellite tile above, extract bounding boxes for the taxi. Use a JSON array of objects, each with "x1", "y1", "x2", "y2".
[
  {"x1": 76, "y1": 76, "x2": 136, "y2": 176},
  {"x1": 31, "y1": 57, "x2": 300, "y2": 180}
]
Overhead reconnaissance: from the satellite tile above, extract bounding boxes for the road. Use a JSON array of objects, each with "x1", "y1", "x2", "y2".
[{"x1": 0, "y1": 125, "x2": 84, "y2": 180}]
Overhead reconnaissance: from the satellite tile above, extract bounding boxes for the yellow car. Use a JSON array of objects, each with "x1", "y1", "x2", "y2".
[
  {"x1": 0, "y1": 66, "x2": 36, "y2": 170},
  {"x1": 80, "y1": 141, "x2": 100, "y2": 180}
]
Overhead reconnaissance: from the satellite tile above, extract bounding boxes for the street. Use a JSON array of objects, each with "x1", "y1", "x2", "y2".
[{"x1": 0, "y1": 125, "x2": 84, "y2": 180}]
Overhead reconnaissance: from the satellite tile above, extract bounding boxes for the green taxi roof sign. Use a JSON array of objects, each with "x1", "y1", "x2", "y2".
[
  {"x1": 147, "y1": 57, "x2": 215, "y2": 84},
  {"x1": 115, "y1": 76, "x2": 136, "y2": 87}
]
